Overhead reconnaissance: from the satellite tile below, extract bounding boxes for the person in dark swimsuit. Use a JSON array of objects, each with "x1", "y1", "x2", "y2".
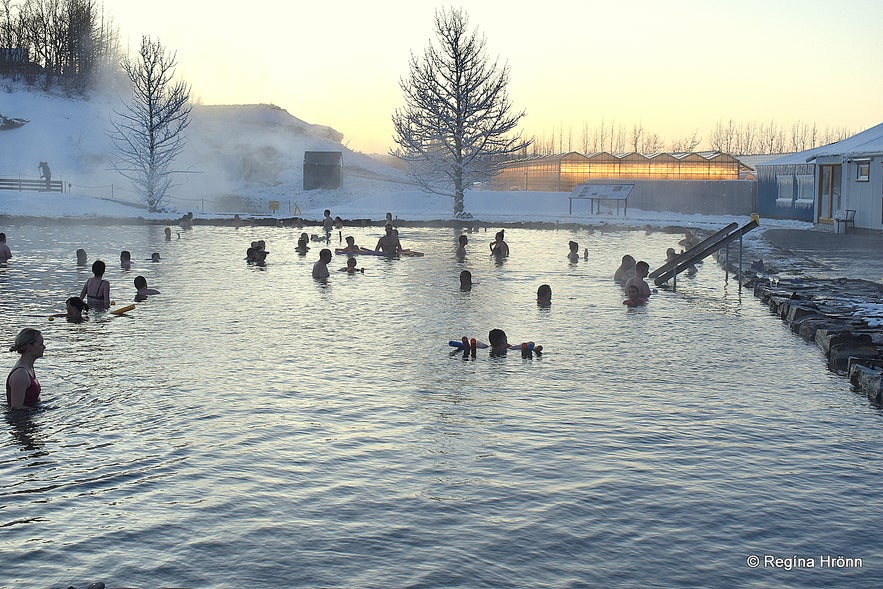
[
  {"x1": 6, "y1": 328, "x2": 44, "y2": 410},
  {"x1": 79, "y1": 260, "x2": 110, "y2": 310}
]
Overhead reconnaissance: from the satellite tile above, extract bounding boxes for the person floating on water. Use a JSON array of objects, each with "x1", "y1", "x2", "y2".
[
  {"x1": 80, "y1": 260, "x2": 110, "y2": 310},
  {"x1": 6, "y1": 328, "x2": 44, "y2": 410},
  {"x1": 453, "y1": 329, "x2": 542, "y2": 358}
]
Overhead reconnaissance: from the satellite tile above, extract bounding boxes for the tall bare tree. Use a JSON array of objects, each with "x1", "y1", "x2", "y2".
[
  {"x1": 110, "y1": 36, "x2": 191, "y2": 212},
  {"x1": 391, "y1": 8, "x2": 530, "y2": 215}
]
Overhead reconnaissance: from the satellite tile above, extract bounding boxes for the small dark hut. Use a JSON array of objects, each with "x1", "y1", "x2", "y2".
[{"x1": 303, "y1": 151, "x2": 342, "y2": 190}]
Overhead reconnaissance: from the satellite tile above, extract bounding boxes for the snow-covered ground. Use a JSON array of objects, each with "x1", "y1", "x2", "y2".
[{"x1": 0, "y1": 82, "x2": 813, "y2": 227}]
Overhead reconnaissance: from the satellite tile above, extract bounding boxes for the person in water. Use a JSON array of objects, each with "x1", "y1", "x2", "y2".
[
  {"x1": 466, "y1": 329, "x2": 542, "y2": 357},
  {"x1": 322, "y1": 209, "x2": 334, "y2": 242},
  {"x1": 120, "y1": 250, "x2": 132, "y2": 270},
  {"x1": 455, "y1": 234, "x2": 468, "y2": 260},
  {"x1": 666, "y1": 247, "x2": 697, "y2": 276},
  {"x1": 0, "y1": 232, "x2": 12, "y2": 264},
  {"x1": 6, "y1": 328, "x2": 44, "y2": 410},
  {"x1": 489, "y1": 230, "x2": 509, "y2": 257},
  {"x1": 334, "y1": 216, "x2": 344, "y2": 242},
  {"x1": 80, "y1": 260, "x2": 110, "y2": 309},
  {"x1": 614, "y1": 254, "x2": 636, "y2": 283},
  {"x1": 375, "y1": 224, "x2": 402, "y2": 255},
  {"x1": 340, "y1": 236, "x2": 361, "y2": 252},
  {"x1": 623, "y1": 284, "x2": 648, "y2": 307},
  {"x1": 339, "y1": 257, "x2": 364, "y2": 273},
  {"x1": 51, "y1": 296, "x2": 87, "y2": 321},
  {"x1": 296, "y1": 232, "x2": 311, "y2": 254},
  {"x1": 76, "y1": 248, "x2": 87, "y2": 266},
  {"x1": 567, "y1": 241, "x2": 580, "y2": 263},
  {"x1": 312, "y1": 248, "x2": 332, "y2": 279},
  {"x1": 625, "y1": 260, "x2": 652, "y2": 299},
  {"x1": 537, "y1": 284, "x2": 552, "y2": 306},
  {"x1": 134, "y1": 275, "x2": 161, "y2": 301},
  {"x1": 459, "y1": 270, "x2": 472, "y2": 291}
]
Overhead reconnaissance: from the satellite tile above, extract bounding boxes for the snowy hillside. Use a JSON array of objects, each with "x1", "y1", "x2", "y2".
[{"x1": 0, "y1": 82, "x2": 411, "y2": 215}]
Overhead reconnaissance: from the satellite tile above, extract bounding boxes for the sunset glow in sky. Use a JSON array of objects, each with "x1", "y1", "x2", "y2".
[{"x1": 108, "y1": 0, "x2": 883, "y2": 154}]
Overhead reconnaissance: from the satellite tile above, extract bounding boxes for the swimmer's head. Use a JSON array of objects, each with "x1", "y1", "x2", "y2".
[
  {"x1": 488, "y1": 329, "x2": 507, "y2": 349},
  {"x1": 625, "y1": 285, "x2": 640, "y2": 298}
]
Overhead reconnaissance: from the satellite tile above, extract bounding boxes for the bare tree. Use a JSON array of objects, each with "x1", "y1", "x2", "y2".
[
  {"x1": 670, "y1": 129, "x2": 701, "y2": 153},
  {"x1": 392, "y1": 8, "x2": 530, "y2": 215},
  {"x1": 630, "y1": 122, "x2": 643, "y2": 153},
  {"x1": 110, "y1": 36, "x2": 191, "y2": 212},
  {"x1": 710, "y1": 119, "x2": 737, "y2": 153},
  {"x1": 1, "y1": 0, "x2": 119, "y2": 90}
]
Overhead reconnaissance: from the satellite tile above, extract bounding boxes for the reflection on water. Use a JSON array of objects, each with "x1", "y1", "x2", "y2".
[{"x1": 1, "y1": 222, "x2": 881, "y2": 588}]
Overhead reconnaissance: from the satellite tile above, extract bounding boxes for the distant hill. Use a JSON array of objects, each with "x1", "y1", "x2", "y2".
[{"x1": 0, "y1": 83, "x2": 411, "y2": 214}]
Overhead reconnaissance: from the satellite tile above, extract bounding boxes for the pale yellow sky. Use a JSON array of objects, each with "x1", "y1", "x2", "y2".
[{"x1": 109, "y1": 0, "x2": 883, "y2": 154}]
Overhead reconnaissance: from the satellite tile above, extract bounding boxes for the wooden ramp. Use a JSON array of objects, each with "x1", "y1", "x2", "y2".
[{"x1": 652, "y1": 220, "x2": 759, "y2": 286}]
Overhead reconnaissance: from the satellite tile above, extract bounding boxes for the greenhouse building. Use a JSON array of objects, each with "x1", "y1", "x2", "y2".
[{"x1": 492, "y1": 151, "x2": 749, "y2": 192}]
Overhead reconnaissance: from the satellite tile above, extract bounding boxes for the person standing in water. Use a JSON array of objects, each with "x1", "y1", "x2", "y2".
[
  {"x1": 567, "y1": 241, "x2": 579, "y2": 263},
  {"x1": 6, "y1": 328, "x2": 44, "y2": 410},
  {"x1": 80, "y1": 260, "x2": 110, "y2": 310},
  {"x1": 456, "y1": 234, "x2": 468, "y2": 260},
  {"x1": 322, "y1": 210, "x2": 334, "y2": 243},
  {"x1": 489, "y1": 230, "x2": 509, "y2": 257},
  {"x1": 312, "y1": 248, "x2": 332, "y2": 280},
  {"x1": 375, "y1": 224, "x2": 402, "y2": 256},
  {"x1": 0, "y1": 232, "x2": 12, "y2": 264}
]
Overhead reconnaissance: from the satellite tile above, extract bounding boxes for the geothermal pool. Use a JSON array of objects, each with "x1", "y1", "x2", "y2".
[{"x1": 1, "y1": 222, "x2": 881, "y2": 588}]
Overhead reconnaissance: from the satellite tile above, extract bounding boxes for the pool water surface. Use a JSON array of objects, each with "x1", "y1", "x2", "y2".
[{"x1": 1, "y1": 222, "x2": 881, "y2": 588}]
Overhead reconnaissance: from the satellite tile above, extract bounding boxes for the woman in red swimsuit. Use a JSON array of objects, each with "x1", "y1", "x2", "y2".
[{"x1": 6, "y1": 328, "x2": 45, "y2": 410}]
